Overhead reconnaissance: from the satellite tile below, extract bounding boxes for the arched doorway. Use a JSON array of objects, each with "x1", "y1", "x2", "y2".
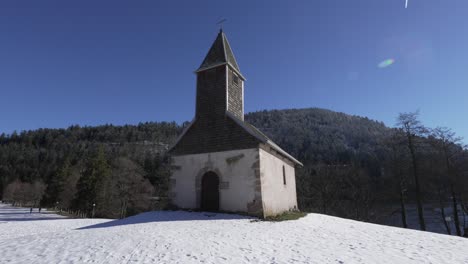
[{"x1": 201, "y1": 171, "x2": 219, "y2": 211}]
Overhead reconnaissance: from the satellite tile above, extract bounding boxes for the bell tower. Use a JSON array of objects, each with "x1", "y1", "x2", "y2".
[
  {"x1": 169, "y1": 30, "x2": 301, "y2": 218},
  {"x1": 194, "y1": 29, "x2": 246, "y2": 121}
]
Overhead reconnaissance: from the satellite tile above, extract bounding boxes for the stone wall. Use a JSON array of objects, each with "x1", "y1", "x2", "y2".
[{"x1": 170, "y1": 148, "x2": 262, "y2": 216}]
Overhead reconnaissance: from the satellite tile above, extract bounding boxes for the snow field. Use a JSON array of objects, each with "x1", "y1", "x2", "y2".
[{"x1": 0, "y1": 204, "x2": 467, "y2": 264}]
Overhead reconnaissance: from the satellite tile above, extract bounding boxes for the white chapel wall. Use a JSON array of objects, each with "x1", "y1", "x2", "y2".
[
  {"x1": 170, "y1": 148, "x2": 259, "y2": 213},
  {"x1": 259, "y1": 148, "x2": 298, "y2": 216}
]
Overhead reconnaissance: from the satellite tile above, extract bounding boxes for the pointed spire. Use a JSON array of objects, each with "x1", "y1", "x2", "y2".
[{"x1": 196, "y1": 30, "x2": 242, "y2": 76}]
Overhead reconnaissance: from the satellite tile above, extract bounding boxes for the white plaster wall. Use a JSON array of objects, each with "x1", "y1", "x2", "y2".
[
  {"x1": 171, "y1": 148, "x2": 259, "y2": 212},
  {"x1": 259, "y1": 148, "x2": 298, "y2": 216}
]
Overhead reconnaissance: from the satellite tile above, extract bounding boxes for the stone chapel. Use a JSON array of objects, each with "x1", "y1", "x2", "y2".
[{"x1": 169, "y1": 30, "x2": 302, "y2": 217}]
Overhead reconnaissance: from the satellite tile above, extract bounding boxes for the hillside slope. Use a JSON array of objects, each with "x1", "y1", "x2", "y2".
[
  {"x1": 0, "y1": 107, "x2": 391, "y2": 200},
  {"x1": 1, "y1": 204, "x2": 467, "y2": 264},
  {"x1": 245, "y1": 108, "x2": 391, "y2": 163}
]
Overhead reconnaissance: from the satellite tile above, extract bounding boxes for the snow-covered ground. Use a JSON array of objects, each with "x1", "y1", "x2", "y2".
[{"x1": 0, "y1": 203, "x2": 467, "y2": 264}]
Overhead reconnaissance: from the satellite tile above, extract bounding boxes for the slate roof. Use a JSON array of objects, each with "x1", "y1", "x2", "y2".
[
  {"x1": 196, "y1": 30, "x2": 244, "y2": 79},
  {"x1": 225, "y1": 112, "x2": 303, "y2": 167},
  {"x1": 169, "y1": 113, "x2": 303, "y2": 167}
]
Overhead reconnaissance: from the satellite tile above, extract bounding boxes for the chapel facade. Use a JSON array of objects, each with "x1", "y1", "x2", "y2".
[{"x1": 169, "y1": 30, "x2": 302, "y2": 217}]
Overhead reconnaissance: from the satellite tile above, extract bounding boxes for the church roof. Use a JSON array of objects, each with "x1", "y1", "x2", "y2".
[
  {"x1": 195, "y1": 30, "x2": 244, "y2": 79},
  {"x1": 169, "y1": 112, "x2": 303, "y2": 167},
  {"x1": 225, "y1": 112, "x2": 303, "y2": 167}
]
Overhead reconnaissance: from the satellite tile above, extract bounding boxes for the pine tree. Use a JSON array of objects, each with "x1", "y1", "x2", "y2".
[
  {"x1": 143, "y1": 153, "x2": 171, "y2": 200},
  {"x1": 73, "y1": 147, "x2": 110, "y2": 216},
  {"x1": 42, "y1": 159, "x2": 70, "y2": 206}
]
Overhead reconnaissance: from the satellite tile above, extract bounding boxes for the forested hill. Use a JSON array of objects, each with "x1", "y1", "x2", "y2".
[
  {"x1": 0, "y1": 122, "x2": 181, "y2": 217},
  {"x1": 0, "y1": 107, "x2": 391, "y2": 195},
  {"x1": 0, "y1": 108, "x2": 393, "y2": 195},
  {"x1": 2, "y1": 107, "x2": 466, "y2": 231},
  {"x1": 245, "y1": 108, "x2": 391, "y2": 164},
  {"x1": 0, "y1": 107, "x2": 392, "y2": 173}
]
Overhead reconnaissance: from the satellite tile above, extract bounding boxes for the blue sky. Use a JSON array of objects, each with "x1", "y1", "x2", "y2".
[{"x1": 1, "y1": 0, "x2": 467, "y2": 140}]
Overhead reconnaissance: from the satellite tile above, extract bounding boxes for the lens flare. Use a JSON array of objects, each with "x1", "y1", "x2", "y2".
[{"x1": 378, "y1": 59, "x2": 395, "y2": 68}]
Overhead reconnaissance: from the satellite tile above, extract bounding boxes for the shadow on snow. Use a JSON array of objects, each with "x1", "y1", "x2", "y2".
[{"x1": 77, "y1": 210, "x2": 254, "y2": 230}]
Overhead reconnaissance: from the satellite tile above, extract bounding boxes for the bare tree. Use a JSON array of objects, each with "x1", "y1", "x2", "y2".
[
  {"x1": 342, "y1": 165, "x2": 374, "y2": 221},
  {"x1": 460, "y1": 150, "x2": 468, "y2": 236},
  {"x1": 426, "y1": 150, "x2": 451, "y2": 234},
  {"x1": 112, "y1": 157, "x2": 154, "y2": 219},
  {"x1": 384, "y1": 131, "x2": 410, "y2": 228},
  {"x1": 2, "y1": 180, "x2": 20, "y2": 205},
  {"x1": 2, "y1": 180, "x2": 46, "y2": 207},
  {"x1": 58, "y1": 167, "x2": 81, "y2": 209},
  {"x1": 397, "y1": 111, "x2": 427, "y2": 231},
  {"x1": 31, "y1": 181, "x2": 47, "y2": 207},
  {"x1": 306, "y1": 163, "x2": 342, "y2": 215},
  {"x1": 430, "y1": 127, "x2": 466, "y2": 236}
]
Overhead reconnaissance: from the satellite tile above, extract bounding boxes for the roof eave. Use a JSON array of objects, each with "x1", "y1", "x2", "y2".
[
  {"x1": 195, "y1": 62, "x2": 246, "y2": 81},
  {"x1": 167, "y1": 118, "x2": 196, "y2": 153},
  {"x1": 225, "y1": 111, "x2": 303, "y2": 167},
  {"x1": 265, "y1": 140, "x2": 304, "y2": 167}
]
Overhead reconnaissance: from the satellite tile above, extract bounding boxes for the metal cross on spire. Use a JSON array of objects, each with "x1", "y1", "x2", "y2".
[{"x1": 217, "y1": 18, "x2": 227, "y2": 31}]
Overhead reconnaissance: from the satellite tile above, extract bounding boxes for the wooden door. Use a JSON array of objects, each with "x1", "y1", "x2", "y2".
[{"x1": 201, "y1": 171, "x2": 219, "y2": 211}]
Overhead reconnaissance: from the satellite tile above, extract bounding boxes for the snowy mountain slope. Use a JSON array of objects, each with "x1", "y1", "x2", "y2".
[{"x1": 0, "y1": 204, "x2": 467, "y2": 264}]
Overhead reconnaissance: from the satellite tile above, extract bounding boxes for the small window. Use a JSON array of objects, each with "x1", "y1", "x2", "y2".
[
  {"x1": 282, "y1": 165, "x2": 286, "y2": 185},
  {"x1": 232, "y1": 74, "x2": 239, "y2": 85}
]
